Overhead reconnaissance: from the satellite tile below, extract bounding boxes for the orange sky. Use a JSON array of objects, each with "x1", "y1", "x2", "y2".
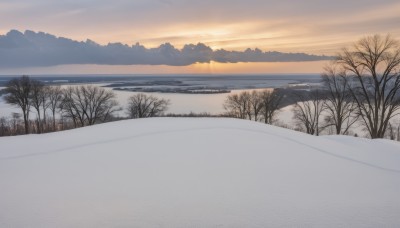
[
  {"x1": 1, "y1": 61, "x2": 329, "y2": 75},
  {"x1": 1, "y1": 0, "x2": 399, "y2": 74}
]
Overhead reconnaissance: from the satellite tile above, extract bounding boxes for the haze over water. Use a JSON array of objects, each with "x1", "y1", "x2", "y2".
[{"x1": 0, "y1": 74, "x2": 320, "y2": 115}]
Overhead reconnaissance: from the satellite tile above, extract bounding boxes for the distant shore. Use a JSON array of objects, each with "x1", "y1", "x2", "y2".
[{"x1": 113, "y1": 87, "x2": 231, "y2": 94}]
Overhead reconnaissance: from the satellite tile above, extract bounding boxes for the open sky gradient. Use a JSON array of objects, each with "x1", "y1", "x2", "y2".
[{"x1": 1, "y1": 0, "x2": 399, "y2": 74}]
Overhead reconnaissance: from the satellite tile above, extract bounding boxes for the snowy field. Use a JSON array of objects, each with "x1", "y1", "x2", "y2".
[{"x1": 1, "y1": 118, "x2": 400, "y2": 227}]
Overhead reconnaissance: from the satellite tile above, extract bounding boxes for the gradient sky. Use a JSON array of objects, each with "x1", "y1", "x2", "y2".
[{"x1": 1, "y1": 0, "x2": 400, "y2": 74}]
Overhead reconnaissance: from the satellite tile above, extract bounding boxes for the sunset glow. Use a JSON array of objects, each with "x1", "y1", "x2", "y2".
[
  {"x1": 0, "y1": 61, "x2": 329, "y2": 75},
  {"x1": 1, "y1": 0, "x2": 400, "y2": 74}
]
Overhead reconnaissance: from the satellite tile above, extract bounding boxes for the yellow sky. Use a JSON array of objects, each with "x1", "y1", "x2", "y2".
[
  {"x1": 1, "y1": 61, "x2": 329, "y2": 75},
  {"x1": 1, "y1": 0, "x2": 400, "y2": 74}
]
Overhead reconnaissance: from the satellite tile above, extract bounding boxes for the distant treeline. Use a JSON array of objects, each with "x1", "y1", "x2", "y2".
[{"x1": 0, "y1": 76, "x2": 169, "y2": 136}]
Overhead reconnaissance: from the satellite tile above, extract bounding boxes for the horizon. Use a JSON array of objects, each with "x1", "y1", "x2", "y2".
[{"x1": 0, "y1": 70, "x2": 322, "y2": 77}]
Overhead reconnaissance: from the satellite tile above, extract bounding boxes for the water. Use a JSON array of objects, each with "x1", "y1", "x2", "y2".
[
  {"x1": 0, "y1": 74, "x2": 320, "y2": 87},
  {"x1": 0, "y1": 74, "x2": 321, "y2": 116},
  {"x1": 109, "y1": 88, "x2": 271, "y2": 115}
]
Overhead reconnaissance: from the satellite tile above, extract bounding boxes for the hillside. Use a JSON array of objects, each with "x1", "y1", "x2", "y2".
[{"x1": 1, "y1": 118, "x2": 400, "y2": 227}]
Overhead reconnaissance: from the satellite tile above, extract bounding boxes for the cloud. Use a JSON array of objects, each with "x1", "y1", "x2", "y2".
[
  {"x1": 1, "y1": 0, "x2": 399, "y2": 55},
  {"x1": 0, "y1": 30, "x2": 333, "y2": 68}
]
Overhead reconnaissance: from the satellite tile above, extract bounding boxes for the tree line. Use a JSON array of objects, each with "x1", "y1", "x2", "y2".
[
  {"x1": 0, "y1": 78, "x2": 169, "y2": 136},
  {"x1": 224, "y1": 34, "x2": 400, "y2": 140},
  {"x1": 223, "y1": 89, "x2": 283, "y2": 124}
]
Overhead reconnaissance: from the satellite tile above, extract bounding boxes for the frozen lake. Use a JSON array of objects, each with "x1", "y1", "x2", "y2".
[
  {"x1": 0, "y1": 74, "x2": 321, "y2": 117},
  {"x1": 0, "y1": 86, "x2": 270, "y2": 117}
]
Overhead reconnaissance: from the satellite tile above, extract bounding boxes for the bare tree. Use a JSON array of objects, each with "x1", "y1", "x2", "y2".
[
  {"x1": 322, "y1": 64, "x2": 358, "y2": 135},
  {"x1": 48, "y1": 86, "x2": 63, "y2": 130},
  {"x1": 386, "y1": 122, "x2": 396, "y2": 140},
  {"x1": 60, "y1": 85, "x2": 120, "y2": 126},
  {"x1": 390, "y1": 118, "x2": 400, "y2": 141},
  {"x1": 249, "y1": 91, "x2": 263, "y2": 121},
  {"x1": 4, "y1": 76, "x2": 32, "y2": 134},
  {"x1": 224, "y1": 92, "x2": 251, "y2": 119},
  {"x1": 338, "y1": 34, "x2": 400, "y2": 138},
  {"x1": 224, "y1": 90, "x2": 282, "y2": 123},
  {"x1": 4, "y1": 80, "x2": 115, "y2": 131},
  {"x1": 292, "y1": 90, "x2": 326, "y2": 135},
  {"x1": 242, "y1": 92, "x2": 252, "y2": 120},
  {"x1": 30, "y1": 80, "x2": 45, "y2": 133},
  {"x1": 126, "y1": 93, "x2": 170, "y2": 118},
  {"x1": 41, "y1": 86, "x2": 52, "y2": 132},
  {"x1": 397, "y1": 122, "x2": 400, "y2": 141},
  {"x1": 80, "y1": 85, "x2": 119, "y2": 125},
  {"x1": 224, "y1": 93, "x2": 242, "y2": 118},
  {"x1": 0, "y1": 117, "x2": 9, "y2": 137},
  {"x1": 259, "y1": 90, "x2": 283, "y2": 124},
  {"x1": 60, "y1": 87, "x2": 85, "y2": 127}
]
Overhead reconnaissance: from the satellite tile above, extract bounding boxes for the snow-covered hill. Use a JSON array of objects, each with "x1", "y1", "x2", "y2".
[{"x1": 1, "y1": 118, "x2": 400, "y2": 227}]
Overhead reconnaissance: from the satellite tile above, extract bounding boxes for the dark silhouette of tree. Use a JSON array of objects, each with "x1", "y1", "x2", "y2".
[
  {"x1": 47, "y1": 86, "x2": 63, "y2": 131},
  {"x1": 224, "y1": 92, "x2": 250, "y2": 119},
  {"x1": 397, "y1": 121, "x2": 400, "y2": 141},
  {"x1": 0, "y1": 117, "x2": 8, "y2": 137},
  {"x1": 30, "y1": 80, "x2": 45, "y2": 133},
  {"x1": 292, "y1": 90, "x2": 326, "y2": 135},
  {"x1": 4, "y1": 76, "x2": 32, "y2": 134},
  {"x1": 41, "y1": 86, "x2": 52, "y2": 131},
  {"x1": 338, "y1": 34, "x2": 400, "y2": 138},
  {"x1": 224, "y1": 90, "x2": 282, "y2": 123},
  {"x1": 60, "y1": 87, "x2": 85, "y2": 127},
  {"x1": 60, "y1": 85, "x2": 119, "y2": 127},
  {"x1": 322, "y1": 64, "x2": 358, "y2": 135},
  {"x1": 259, "y1": 90, "x2": 283, "y2": 124},
  {"x1": 126, "y1": 93, "x2": 170, "y2": 118},
  {"x1": 249, "y1": 91, "x2": 263, "y2": 121}
]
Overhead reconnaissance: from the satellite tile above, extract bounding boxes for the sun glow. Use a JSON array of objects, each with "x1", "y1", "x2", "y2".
[{"x1": 1, "y1": 61, "x2": 329, "y2": 75}]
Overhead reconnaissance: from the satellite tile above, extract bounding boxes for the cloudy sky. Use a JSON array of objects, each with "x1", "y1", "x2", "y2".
[{"x1": 1, "y1": 0, "x2": 400, "y2": 74}]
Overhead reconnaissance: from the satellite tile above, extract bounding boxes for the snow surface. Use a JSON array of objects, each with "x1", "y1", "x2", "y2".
[{"x1": 0, "y1": 118, "x2": 400, "y2": 227}]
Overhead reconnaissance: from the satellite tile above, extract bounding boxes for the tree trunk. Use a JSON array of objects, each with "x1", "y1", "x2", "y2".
[
  {"x1": 52, "y1": 110, "x2": 56, "y2": 131},
  {"x1": 23, "y1": 111, "x2": 29, "y2": 134},
  {"x1": 36, "y1": 110, "x2": 42, "y2": 134}
]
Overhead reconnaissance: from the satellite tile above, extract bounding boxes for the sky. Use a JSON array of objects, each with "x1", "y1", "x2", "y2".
[{"x1": 1, "y1": 0, "x2": 400, "y2": 74}]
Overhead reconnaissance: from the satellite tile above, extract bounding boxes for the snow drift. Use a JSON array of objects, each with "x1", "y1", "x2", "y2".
[{"x1": 0, "y1": 118, "x2": 400, "y2": 227}]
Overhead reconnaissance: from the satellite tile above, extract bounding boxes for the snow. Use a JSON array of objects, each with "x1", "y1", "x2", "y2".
[{"x1": 0, "y1": 118, "x2": 400, "y2": 227}]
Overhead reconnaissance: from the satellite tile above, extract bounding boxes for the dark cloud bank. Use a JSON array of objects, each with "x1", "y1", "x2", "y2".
[{"x1": 0, "y1": 30, "x2": 333, "y2": 68}]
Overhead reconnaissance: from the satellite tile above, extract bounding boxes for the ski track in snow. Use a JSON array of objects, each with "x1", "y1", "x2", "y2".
[
  {"x1": 1, "y1": 118, "x2": 400, "y2": 227},
  {"x1": 2, "y1": 123, "x2": 399, "y2": 174}
]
